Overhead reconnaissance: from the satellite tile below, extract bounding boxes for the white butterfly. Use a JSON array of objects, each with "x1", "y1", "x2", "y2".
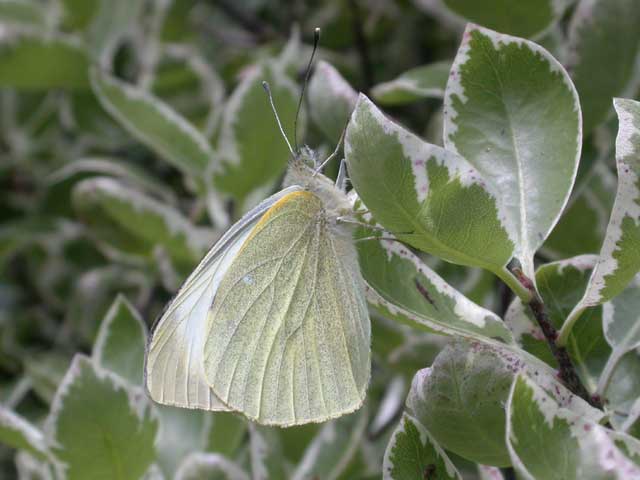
[{"x1": 145, "y1": 148, "x2": 371, "y2": 426}]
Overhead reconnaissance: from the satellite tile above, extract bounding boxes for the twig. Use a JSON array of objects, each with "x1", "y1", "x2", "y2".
[
  {"x1": 346, "y1": 0, "x2": 374, "y2": 93},
  {"x1": 512, "y1": 268, "x2": 603, "y2": 410}
]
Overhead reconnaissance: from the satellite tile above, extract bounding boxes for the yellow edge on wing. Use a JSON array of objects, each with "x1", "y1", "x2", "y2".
[{"x1": 238, "y1": 190, "x2": 316, "y2": 253}]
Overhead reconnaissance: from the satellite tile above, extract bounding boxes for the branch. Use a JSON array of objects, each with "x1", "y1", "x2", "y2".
[{"x1": 512, "y1": 268, "x2": 603, "y2": 410}]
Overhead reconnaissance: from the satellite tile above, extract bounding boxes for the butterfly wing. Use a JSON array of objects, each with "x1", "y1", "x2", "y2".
[
  {"x1": 145, "y1": 186, "x2": 302, "y2": 410},
  {"x1": 203, "y1": 190, "x2": 371, "y2": 425}
]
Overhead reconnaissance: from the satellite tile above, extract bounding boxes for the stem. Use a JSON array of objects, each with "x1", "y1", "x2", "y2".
[
  {"x1": 495, "y1": 266, "x2": 533, "y2": 303},
  {"x1": 511, "y1": 268, "x2": 603, "y2": 410},
  {"x1": 557, "y1": 305, "x2": 585, "y2": 347}
]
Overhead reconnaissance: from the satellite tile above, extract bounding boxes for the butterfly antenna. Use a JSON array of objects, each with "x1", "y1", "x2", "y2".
[
  {"x1": 262, "y1": 81, "x2": 294, "y2": 155},
  {"x1": 293, "y1": 27, "x2": 321, "y2": 152}
]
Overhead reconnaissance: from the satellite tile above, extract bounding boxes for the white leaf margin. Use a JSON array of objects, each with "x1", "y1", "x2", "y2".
[
  {"x1": 443, "y1": 23, "x2": 582, "y2": 280},
  {"x1": 175, "y1": 452, "x2": 249, "y2": 480},
  {"x1": 43, "y1": 354, "x2": 159, "y2": 478},
  {"x1": 506, "y1": 374, "x2": 640, "y2": 480}
]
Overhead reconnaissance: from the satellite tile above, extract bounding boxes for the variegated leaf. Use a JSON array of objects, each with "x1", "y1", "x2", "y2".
[
  {"x1": 72, "y1": 176, "x2": 211, "y2": 274},
  {"x1": 0, "y1": 0, "x2": 46, "y2": 27},
  {"x1": 564, "y1": 99, "x2": 640, "y2": 341},
  {"x1": 355, "y1": 220, "x2": 512, "y2": 342},
  {"x1": 214, "y1": 62, "x2": 299, "y2": 207},
  {"x1": 566, "y1": 0, "x2": 640, "y2": 134},
  {"x1": 371, "y1": 60, "x2": 451, "y2": 106},
  {"x1": 92, "y1": 294, "x2": 147, "y2": 385},
  {"x1": 507, "y1": 374, "x2": 640, "y2": 479},
  {"x1": 444, "y1": 24, "x2": 581, "y2": 280},
  {"x1": 249, "y1": 424, "x2": 286, "y2": 480},
  {"x1": 383, "y1": 413, "x2": 462, "y2": 480},
  {"x1": 307, "y1": 60, "x2": 357, "y2": 144},
  {"x1": 91, "y1": 69, "x2": 216, "y2": 187},
  {"x1": 346, "y1": 94, "x2": 516, "y2": 280},
  {"x1": 44, "y1": 355, "x2": 158, "y2": 480}
]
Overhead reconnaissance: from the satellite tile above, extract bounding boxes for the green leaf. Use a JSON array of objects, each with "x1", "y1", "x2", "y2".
[
  {"x1": 371, "y1": 60, "x2": 451, "y2": 106},
  {"x1": 565, "y1": 99, "x2": 640, "y2": 339},
  {"x1": 249, "y1": 424, "x2": 287, "y2": 480},
  {"x1": 72, "y1": 176, "x2": 209, "y2": 273},
  {"x1": 291, "y1": 407, "x2": 368, "y2": 480},
  {"x1": 90, "y1": 69, "x2": 216, "y2": 185},
  {"x1": 507, "y1": 374, "x2": 640, "y2": 479},
  {"x1": 439, "y1": 0, "x2": 570, "y2": 37},
  {"x1": 383, "y1": 413, "x2": 462, "y2": 480},
  {"x1": 307, "y1": 60, "x2": 358, "y2": 144},
  {"x1": 0, "y1": 32, "x2": 90, "y2": 89},
  {"x1": 505, "y1": 255, "x2": 611, "y2": 391},
  {"x1": 605, "y1": 351, "x2": 640, "y2": 431},
  {"x1": 175, "y1": 453, "x2": 249, "y2": 480},
  {"x1": 406, "y1": 342, "x2": 515, "y2": 466},
  {"x1": 355, "y1": 220, "x2": 512, "y2": 342},
  {"x1": 45, "y1": 355, "x2": 158, "y2": 480},
  {"x1": 444, "y1": 24, "x2": 581, "y2": 279},
  {"x1": 345, "y1": 94, "x2": 515, "y2": 274},
  {"x1": 566, "y1": 0, "x2": 640, "y2": 134},
  {"x1": 15, "y1": 451, "x2": 55, "y2": 480},
  {"x1": 154, "y1": 407, "x2": 211, "y2": 477},
  {"x1": 0, "y1": 406, "x2": 48, "y2": 460},
  {"x1": 214, "y1": 62, "x2": 299, "y2": 206},
  {"x1": 92, "y1": 295, "x2": 147, "y2": 384},
  {"x1": 0, "y1": 0, "x2": 46, "y2": 27}
]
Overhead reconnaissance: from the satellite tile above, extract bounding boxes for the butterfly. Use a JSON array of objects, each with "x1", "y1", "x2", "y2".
[{"x1": 145, "y1": 33, "x2": 371, "y2": 425}]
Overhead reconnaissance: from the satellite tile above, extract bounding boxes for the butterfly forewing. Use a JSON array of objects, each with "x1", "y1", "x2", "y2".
[
  {"x1": 144, "y1": 186, "x2": 302, "y2": 410},
  {"x1": 203, "y1": 190, "x2": 370, "y2": 425}
]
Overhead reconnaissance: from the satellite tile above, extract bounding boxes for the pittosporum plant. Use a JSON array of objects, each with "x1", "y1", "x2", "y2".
[{"x1": 1, "y1": 1, "x2": 639, "y2": 479}]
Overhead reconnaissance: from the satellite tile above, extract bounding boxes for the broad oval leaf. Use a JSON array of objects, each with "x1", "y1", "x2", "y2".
[
  {"x1": 383, "y1": 413, "x2": 462, "y2": 480},
  {"x1": 566, "y1": 0, "x2": 640, "y2": 135},
  {"x1": 307, "y1": 60, "x2": 358, "y2": 144},
  {"x1": 345, "y1": 94, "x2": 514, "y2": 273},
  {"x1": 0, "y1": 32, "x2": 89, "y2": 89},
  {"x1": 214, "y1": 62, "x2": 300, "y2": 206},
  {"x1": 439, "y1": 0, "x2": 570, "y2": 38},
  {"x1": 355, "y1": 220, "x2": 512, "y2": 342},
  {"x1": 507, "y1": 374, "x2": 640, "y2": 480},
  {"x1": 92, "y1": 295, "x2": 147, "y2": 384},
  {"x1": 44, "y1": 355, "x2": 158, "y2": 480},
  {"x1": 566, "y1": 99, "x2": 640, "y2": 335},
  {"x1": 444, "y1": 24, "x2": 581, "y2": 279},
  {"x1": 371, "y1": 60, "x2": 451, "y2": 106},
  {"x1": 91, "y1": 69, "x2": 215, "y2": 185},
  {"x1": 406, "y1": 342, "x2": 515, "y2": 466}
]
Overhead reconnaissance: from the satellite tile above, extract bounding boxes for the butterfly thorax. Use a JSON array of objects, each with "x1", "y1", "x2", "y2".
[{"x1": 284, "y1": 151, "x2": 353, "y2": 224}]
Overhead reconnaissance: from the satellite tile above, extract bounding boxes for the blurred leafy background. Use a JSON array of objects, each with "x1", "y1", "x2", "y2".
[{"x1": 0, "y1": 0, "x2": 639, "y2": 478}]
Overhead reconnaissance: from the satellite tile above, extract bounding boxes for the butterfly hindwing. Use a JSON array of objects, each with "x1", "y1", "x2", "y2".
[
  {"x1": 203, "y1": 190, "x2": 370, "y2": 425},
  {"x1": 144, "y1": 186, "x2": 302, "y2": 410}
]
